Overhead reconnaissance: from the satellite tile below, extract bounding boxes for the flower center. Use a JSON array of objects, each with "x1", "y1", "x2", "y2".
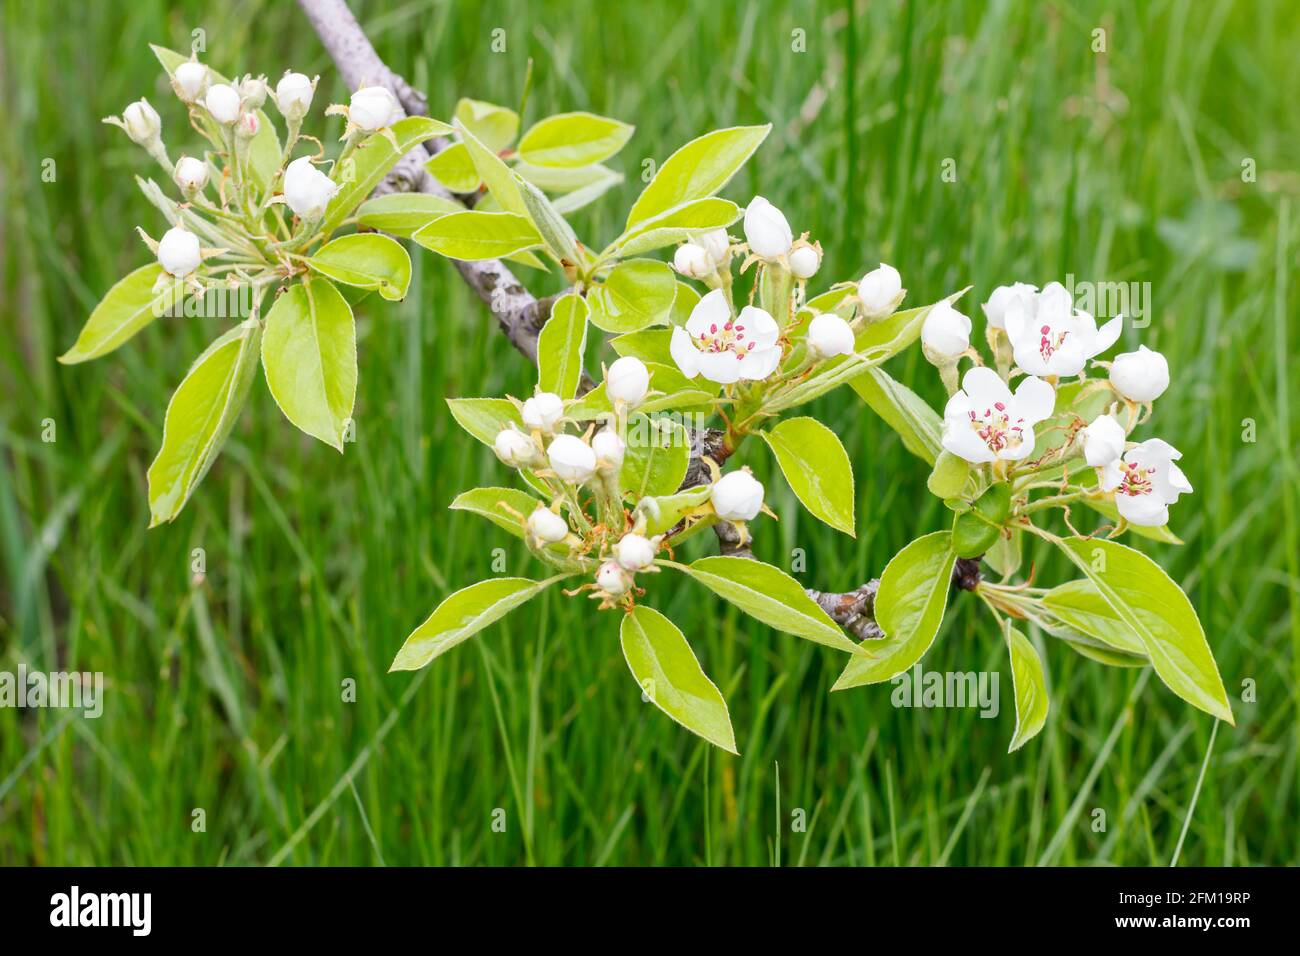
[
  {"x1": 695, "y1": 320, "x2": 755, "y2": 361},
  {"x1": 1038, "y1": 324, "x2": 1069, "y2": 362},
  {"x1": 1117, "y1": 461, "x2": 1155, "y2": 497},
  {"x1": 967, "y1": 401, "x2": 1025, "y2": 453}
]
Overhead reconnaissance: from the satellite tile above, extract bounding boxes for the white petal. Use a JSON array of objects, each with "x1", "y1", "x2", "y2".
[
  {"x1": 941, "y1": 418, "x2": 997, "y2": 464},
  {"x1": 698, "y1": 350, "x2": 743, "y2": 384},
  {"x1": 1117, "y1": 492, "x2": 1169, "y2": 527},
  {"x1": 1047, "y1": 338, "x2": 1087, "y2": 377},
  {"x1": 1038, "y1": 282, "x2": 1072, "y2": 318},
  {"x1": 1002, "y1": 296, "x2": 1034, "y2": 346},
  {"x1": 737, "y1": 305, "x2": 779, "y2": 348},
  {"x1": 686, "y1": 289, "x2": 730, "y2": 336},
  {"x1": 669, "y1": 327, "x2": 700, "y2": 378},
  {"x1": 1000, "y1": 426, "x2": 1037, "y2": 461},
  {"x1": 1012, "y1": 340, "x2": 1050, "y2": 377},
  {"x1": 960, "y1": 366, "x2": 1013, "y2": 406},
  {"x1": 1013, "y1": 376, "x2": 1056, "y2": 424},
  {"x1": 738, "y1": 345, "x2": 781, "y2": 381},
  {"x1": 1094, "y1": 314, "x2": 1123, "y2": 354},
  {"x1": 1100, "y1": 460, "x2": 1123, "y2": 491}
]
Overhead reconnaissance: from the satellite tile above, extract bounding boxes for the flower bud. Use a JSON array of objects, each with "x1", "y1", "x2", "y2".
[
  {"x1": 275, "y1": 71, "x2": 315, "y2": 121},
  {"x1": 157, "y1": 225, "x2": 201, "y2": 278},
  {"x1": 349, "y1": 85, "x2": 398, "y2": 131},
  {"x1": 204, "y1": 84, "x2": 242, "y2": 125},
  {"x1": 673, "y1": 243, "x2": 713, "y2": 280},
  {"x1": 596, "y1": 561, "x2": 632, "y2": 596},
  {"x1": 788, "y1": 243, "x2": 821, "y2": 279},
  {"x1": 1080, "y1": 413, "x2": 1126, "y2": 467},
  {"x1": 547, "y1": 434, "x2": 597, "y2": 483},
  {"x1": 615, "y1": 533, "x2": 656, "y2": 571},
  {"x1": 527, "y1": 506, "x2": 569, "y2": 545},
  {"x1": 606, "y1": 356, "x2": 649, "y2": 407},
  {"x1": 282, "y1": 156, "x2": 339, "y2": 221},
  {"x1": 493, "y1": 428, "x2": 539, "y2": 468},
  {"x1": 806, "y1": 312, "x2": 855, "y2": 360},
  {"x1": 857, "y1": 263, "x2": 903, "y2": 318},
  {"x1": 121, "y1": 99, "x2": 161, "y2": 144},
  {"x1": 982, "y1": 282, "x2": 1037, "y2": 331},
  {"x1": 173, "y1": 61, "x2": 209, "y2": 104},
  {"x1": 234, "y1": 110, "x2": 261, "y2": 141},
  {"x1": 592, "y1": 429, "x2": 626, "y2": 469},
  {"x1": 174, "y1": 156, "x2": 209, "y2": 197},
  {"x1": 239, "y1": 76, "x2": 268, "y2": 111},
  {"x1": 521, "y1": 392, "x2": 565, "y2": 433},
  {"x1": 743, "y1": 195, "x2": 793, "y2": 259},
  {"x1": 695, "y1": 228, "x2": 730, "y2": 266},
  {"x1": 920, "y1": 300, "x2": 972, "y2": 360},
  {"x1": 711, "y1": 468, "x2": 764, "y2": 522},
  {"x1": 1109, "y1": 345, "x2": 1169, "y2": 403}
]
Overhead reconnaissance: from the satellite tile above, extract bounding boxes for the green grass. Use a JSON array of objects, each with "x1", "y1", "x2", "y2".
[{"x1": 2, "y1": 0, "x2": 1298, "y2": 866}]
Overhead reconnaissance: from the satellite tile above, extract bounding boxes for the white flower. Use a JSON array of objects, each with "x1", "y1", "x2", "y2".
[
  {"x1": 743, "y1": 195, "x2": 793, "y2": 259},
  {"x1": 695, "y1": 228, "x2": 730, "y2": 265},
  {"x1": 1003, "y1": 281, "x2": 1122, "y2": 377},
  {"x1": 606, "y1": 355, "x2": 649, "y2": 408},
  {"x1": 121, "y1": 99, "x2": 161, "y2": 144},
  {"x1": 204, "y1": 84, "x2": 242, "y2": 125},
  {"x1": 592, "y1": 429, "x2": 626, "y2": 469},
  {"x1": 711, "y1": 469, "x2": 764, "y2": 521},
  {"x1": 941, "y1": 366, "x2": 1056, "y2": 464},
  {"x1": 857, "y1": 263, "x2": 903, "y2": 318},
  {"x1": 547, "y1": 434, "x2": 596, "y2": 483},
  {"x1": 670, "y1": 290, "x2": 782, "y2": 384},
  {"x1": 982, "y1": 282, "x2": 1037, "y2": 331},
  {"x1": 615, "y1": 533, "x2": 657, "y2": 571},
  {"x1": 806, "y1": 313, "x2": 855, "y2": 359},
  {"x1": 521, "y1": 392, "x2": 565, "y2": 433},
  {"x1": 527, "y1": 506, "x2": 569, "y2": 544},
  {"x1": 157, "y1": 225, "x2": 201, "y2": 278},
  {"x1": 1079, "y1": 413, "x2": 1126, "y2": 467},
  {"x1": 1100, "y1": 438, "x2": 1192, "y2": 526},
  {"x1": 788, "y1": 244, "x2": 821, "y2": 279},
  {"x1": 275, "y1": 72, "x2": 315, "y2": 121},
  {"x1": 920, "y1": 300, "x2": 972, "y2": 360},
  {"x1": 349, "y1": 86, "x2": 398, "y2": 131},
  {"x1": 1109, "y1": 345, "x2": 1169, "y2": 403},
  {"x1": 282, "y1": 156, "x2": 339, "y2": 221},
  {"x1": 596, "y1": 561, "x2": 632, "y2": 596},
  {"x1": 173, "y1": 155, "x2": 209, "y2": 195},
  {"x1": 173, "y1": 61, "x2": 209, "y2": 103},
  {"x1": 673, "y1": 243, "x2": 713, "y2": 279},
  {"x1": 493, "y1": 428, "x2": 540, "y2": 468}
]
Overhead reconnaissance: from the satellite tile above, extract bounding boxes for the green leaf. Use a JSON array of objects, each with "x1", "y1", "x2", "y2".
[
  {"x1": 146, "y1": 320, "x2": 261, "y2": 526},
  {"x1": 621, "y1": 415, "x2": 689, "y2": 498},
  {"x1": 588, "y1": 258, "x2": 676, "y2": 333},
  {"x1": 391, "y1": 577, "x2": 555, "y2": 671},
  {"x1": 356, "y1": 192, "x2": 462, "y2": 237},
  {"x1": 760, "y1": 417, "x2": 856, "y2": 536},
  {"x1": 682, "y1": 556, "x2": 862, "y2": 655},
  {"x1": 449, "y1": 487, "x2": 539, "y2": 539},
  {"x1": 1053, "y1": 537, "x2": 1232, "y2": 723},
  {"x1": 833, "y1": 531, "x2": 958, "y2": 689},
  {"x1": 261, "y1": 278, "x2": 357, "y2": 450},
  {"x1": 952, "y1": 482, "x2": 1012, "y2": 559},
  {"x1": 620, "y1": 606, "x2": 737, "y2": 753},
  {"x1": 1004, "y1": 625, "x2": 1049, "y2": 752},
  {"x1": 849, "y1": 366, "x2": 943, "y2": 464},
  {"x1": 456, "y1": 118, "x2": 528, "y2": 216},
  {"x1": 446, "y1": 397, "x2": 522, "y2": 445},
  {"x1": 626, "y1": 125, "x2": 770, "y2": 229},
  {"x1": 611, "y1": 328, "x2": 675, "y2": 366},
  {"x1": 610, "y1": 198, "x2": 741, "y2": 258},
  {"x1": 516, "y1": 160, "x2": 617, "y2": 193},
  {"x1": 307, "y1": 233, "x2": 411, "y2": 301},
  {"x1": 518, "y1": 111, "x2": 634, "y2": 168},
  {"x1": 413, "y1": 210, "x2": 542, "y2": 260},
  {"x1": 669, "y1": 282, "x2": 701, "y2": 326},
  {"x1": 551, "y1": 168, "x2": 624, "y2": 213},
  {"x1": 320, "y1": 116, "x2": 451, "y2": 237},
  {"x1": 515, "y1": 173, "x2": 581, "y2": 263},
  {"x1": 60, "y1": 264, "x2": 174, "y2": 363},
  {"x1": 927, "y1": 451, "x2": 970, "y2": 500},
  {"x1": 424, "y1": 142, "x2": 481, "y2": 193},
  {"x1": 537, "y1": 293, "x2": 588, "y2": 399},
  {"x1": 1042, "y1": 579, "x2": 1145, "y2": 656},
  {"x1": 454, "y1": 97, "x2": 519, "y2": 154},
  {"x1": 634, "y1": 485, "x2": 713, "y2": 536}
]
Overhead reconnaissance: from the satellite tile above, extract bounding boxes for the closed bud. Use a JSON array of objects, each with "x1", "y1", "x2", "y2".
[
  {"x1": 1080, "y1": 413, "x2": 1127, "y2": 467},
  {"x1": 605, "y1": 356, "x2": 649, "y2": 407},
  {"x1": 711, "y1": 468, "x2": 764, "y2": 521},
  {"x1": 527, "y1": 506, "x2": 569, "y2": 545},
  {"x1": 857, "y1": 263, "x2": 904, "y2": 318},
  {"x1": 547, "y1": 434, "x2": 597, "y2": 483},
  {"x1": 596, "y1": 561, "x2": 632, "y2": 596},
  {"x1": 493, "y1": 428, "x2": 540, "y2": 468},
  {"x1": 743, "y1": 195, "x2": 793, "y2": 259},
  {"x1": 615, "y1": 533, "x2": 657, "y2": 571},
  {"x1": 121, "y1": 99, "x2": 161, "y2": 144},
  {"x1": 788, "y1": 242, "x2": 822, "y2": 279},
  {"x1": 238, "y1": 76, "x2": 268, "y2": 111},
  {"x1": 1110, "y1": 345, "x2": 1170, "y2": 403},
  {"x1": 173, "y1": 61, "x2": 209, "y2": 104},
  {"x1": 349, "y1": 86, "x2": 399, "y2": 131},
  {"x1": 920, "y1": 300, "x2": 972, "y2": 360},
  {"x1": 673, "y1": 243, "x2": 713, "y2": 280},
  {"x1": 173, "y1": 155, "x2": 209, "y2": 196},
  {"x1": 695, "y1": 228, "x2": 730, "y2": 266},
  {"x1": 204, "y1": 84, "x2": 242, "y2": 125},
  {"x1": 275, "y1": 71, "x2": 315, "y2": 121},
  {"x1": 521, "y1": 392, "x2": 565, "y2": 432},
  {"x1": 234, "y1": 110, "x2": 261, "y2": 141},
  {"x1": 982, "y1": 282, "x2": 1037, "y2": 331},
  {"x1": 157, "y1": 225, "x2": 202, "y2": 278},
  {"x1": 282, "y1": 156, "x2": 339, "y2": 221},
  {"x1": 807, "y1": 312, "x2": 855, "y2": 359},
  {"x1": 592, "y1": 429, "x2": 626, "y2": 469}
]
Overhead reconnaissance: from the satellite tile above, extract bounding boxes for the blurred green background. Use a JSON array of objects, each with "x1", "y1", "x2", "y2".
[{"x1": 2, "y1": 0, "x2": 1297, "y2": 865}]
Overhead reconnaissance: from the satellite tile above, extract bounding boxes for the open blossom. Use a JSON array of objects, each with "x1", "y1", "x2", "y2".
[
  {"x1": 1003, "y1": 281, "x2": 1122, "y2": 377},
  {"x1": 1100, "y1": 438, "x2": 1192, "y2": 526},
  {"x1": 350, "y1": 86, "x2": 398, "y2": 130},
  {"x1": 527, "y1": 506, "x2": 568, "y2": 544},
  {"x1": 743, "y1": 195, "x2": 793, "y2": 259},
  {"x1": 857, "y1": 263, "x2": 903, "y2": 318},
  {"x1": 941, "y1": 366, "x2": 1056, "y2": 464},
  {"x1": 982, "y1": 282, "x2": 1037, "y2": 330},
  {"x1": 606, "y1": 356, "x2": 649, "y2": 407},
  {"x1": 670, "y1": 290, "x2": 781, "y2": 384},
  {"x1": 807, "y1": 312, "x2": 855, "y2": 359},
  {"x1": 1110, "y1": 345, "x2": 1169, "y2": 402},
  {"x1": 1079, "y1": 413, "x2": 1127, "y2": 467},
  {"x1": 157, "y1": 226, "x2": 201, "y2": 278},
  {"x1": 521, "y1": 392, "x2": 565, "y2": 432},
  {"x1": 711, "y1": 469, "x2": 764, "y2": 521},
  {"x1": 547, "y1": 434, "x2": 596, "y2": 483},
  {"x1": 283, "y1": 156, "x2": 339, "y2": 220},
  {"x1": 920, "y1": 300, "x2": 971, "y2": 359}
]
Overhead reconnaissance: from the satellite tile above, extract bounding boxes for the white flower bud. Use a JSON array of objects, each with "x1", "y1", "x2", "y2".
[
  {"x1": 673, "y1": 243, "x2": 713, "y2": 280},
  {"x1": 615, "y1": 533, "x2": 656, "y2": 571},
  {"x1": 349, "y1": 86, "x2": 398, "y2": 131},
  {"x1": 282, "y1": 156, "x2": 339, "y2": 221},
  {"x1": 711, "y1": 469, "x2": 764, "y2": 522},
  {"x1": 920, "y1": 301, "x2": 972, "y2": 360},
  {"x1": 695, "y1": 228, "x2": 730, "y2": 265},
  {"x1": 1080, "y1": 413, "x2": 1127, "y2": 467},
  {"x1": 592, "y1": 429, "x2": 626, "y2": 469},
  {"x1": 527, "y1": 507, "x2": 569, "y2": 544},
  {"x1": 173, "y1": 156, "x2": 209, "y2": 196},
  {"x1": 857, "y1": 263, "x2": 903, "y2": 318},
  {"x1": 547, "y1": 434, "x2": 597, "y2": 483},
  {"x1": 204, "y1": 84, "x2": 242, "y2": 125},
  {"x1": 239, "y1": 76, "x2": 268, "y2": 111},
  {"x1": 1110, "y1": 345, "x2": 1170, "y2": 403},
  {"x1": 493, "y1": 428, "x2": 539, "y2": 468},
  {"x1": 606, "y1": 356, "x2": 649, "y2": 407},
  {"x1": 789, "y1": 244, "x2": 821, "y2": 279},
  {"x1": 173, "y1": 61, "x2": 209, "y2": 103},
  {"x1": 807, "y1": 312, "x2": 855, "y2": 360},
  {"x1": 121, "y1": 99, "x2": 161, "y2": 144},
  {"x1": 234, "y1": 110, "x2": 261, "y2": 140},
  {"x1": 521, "y1": 392, "x2": 565, "y2": 433},
  {"x1": 743, "y1": 195, "x2": 793, "y2": 259},
  {"x1": 596, "y1": 561, "x2": 632, "y2": 596},
  {"x1": 982, "y1": 282, "x2": 1037, "y2": 331},
  {"x1": 157, "y1": 225, "x2": 201, "y2": 278},
  {"x1": 275, "y1": 72, "x2": 315, "y2": 121}
]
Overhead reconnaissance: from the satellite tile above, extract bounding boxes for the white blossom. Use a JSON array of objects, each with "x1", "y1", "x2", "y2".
[
  {"x1": 673, "y1": 243, "x2": 713, "y2": 279},
  {"x1": 1079, "y1": 413, "x2": 1126, "y2": 467},
  {"x1": 204, "y1": 84, "x2": 242, "y2": 125},
  {"x1": 157, "y1": 226, "x2": 201, "y2": 278},
  {"x1": 592, "y1": 429, "x2": 625, "y2": 469},
  {"x1": 920, "y1": 300, "x2": 972, "y2": 359},
  {"x1": 806, "y1": 313, "x2": 855, "y2": 360},
  {"x1": 275, "y1": 72, "x2": 315, "y2": 121},
  {"x1": 941, "y1": 366, "x2": 1056, "y2": 464},
  {"x1": 743, "y1": 195, "x2": 793, "y2": 259},
  {"x1": 282, "y1": 156, "x2": 339, "y2": 221},
  {"x1": 173, "y1": 156, "x2": 209, "y2": 196},
  {"x1": 857, "y1": 263, "x2": 904, "y2": 318},
  {"x1": 605, "y1": 356, "x2": 649, "y2": 407},
  {"x1": 1003, "y1": 281, "x2": 1122, "y2": 377},
  {"x1": 173, "y1": 61, "x2": 209, "y2": 103},
  {"x1": 493, "y1": 428, "x2": 540, "y2": 468},
  {"x1": 981, "y1": 282, "x2": 1037, "y2": 331},
  {"x1": 1109, "y1": 345, "x2": 1170, "y2": 403},
  {"x1": 1100, "y1": 438, "x2": 1192, "y2": 526},
  {"x1": 521, "y1": 392, "x2": 565, "y2": 433},
  {"x1": 711, "y1": 468, "x2": 764, "y2": 521},
  {"x1": 547, "y1": 434, "x2": 597, "y2": 483},
  {"x1": 614, "y1": 533, "x2": 657, "y2": 571},
  {"x1": 349, "y1": 86, "x2": 399, "y2": 131},
  {"x1": 527, "y1": 506, "x2": 569, "y2": 544},
  {"x1": 670, "y1": 290, "x2": 782, "y2": 384},
  {"x1": 695, "y1": 228, "x2": 730, "y2": 266},
  {"x1": 120, "y1": 99, "x2": 161, "y2": 144},
  {"x1": 596, "y1": 561, "x2": 632, "y2": 596},
  {"x1": 788, "y1": 244, "x2": 821, "y2": 279}
]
